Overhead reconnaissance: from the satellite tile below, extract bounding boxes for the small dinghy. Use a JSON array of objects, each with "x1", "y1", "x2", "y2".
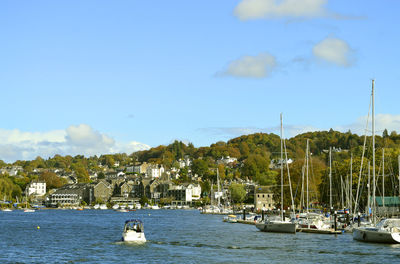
[{"x1": 122, "y1": 219, "x2": 146, "y2": 243}]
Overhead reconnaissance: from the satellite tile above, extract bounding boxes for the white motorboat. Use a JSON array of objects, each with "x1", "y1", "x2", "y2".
[
  {"x1": 353, "y1": 218, "x2": 400, "y2": 243},
  {"x1": 122, "y1": 219, "x2": 146, "y2": 243},
  {"x1": 112, "y1": 204, "x2": 119, "y2": 210},
  {"x1": 256, "y1": 216, "x2": 296, "y2": 234},
  {"x1": 99, "y1": 204, "x2": 108, "y2": 210},
  {"x1": 135, "y1": 203, "x2": 141, "y2": 210},
  {"x1": 223, "y1": 215, "x2": 238, "y2": 223},
  {"x1": 93, "y1": 204, "x2": 100, "y2": 209},
  {"x1": 151, "y1": 205, "x2": 160, "y2": 210},
  {"x1": 1, "y1": 208, "x2": 13, "y2": 212},
  {"x1": 297, "y1": 212, "x2": 331, "y2": 230}
]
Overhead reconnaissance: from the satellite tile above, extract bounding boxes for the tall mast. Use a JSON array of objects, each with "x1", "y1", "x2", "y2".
[
  {"x1": 398, "y1": 155, "x2": 400, "y2": 197},
  {"x1": 306, "y1": 139, "x2": 309, "y2": 214},
  {"x1": 211, "y1": 181, "x2": 214, "y2": 206},
  {"x1": 301, "y1": 165, "x2": 305, "y2": 210},
  {"x1": 329, "y1": 147, "x2": 332, "y2": 211},
  {"x1": 350, "y1": 153, "x2": 353, "y2": 214},
  {"x1": 382, "y1": 148, "x2": 385, "y2": 213},
  {"x1": 282, "y1": 121, "x2": 296, "y2": 216},
  {"x1": 280, "y1": 113, "x2": 284, "y2": 221},
  {"x1": 367, "y1": 162, "x2": 370, "y2": 217},
  {"x1": 217, "y1": 168, "x2": 220, "y2": 207},
  {"x1": 340, "y1": 176, "x2": 344, "y2": 209},
  {"x1": 372, "y1": 79, "x2": 376, "y2": 224}
]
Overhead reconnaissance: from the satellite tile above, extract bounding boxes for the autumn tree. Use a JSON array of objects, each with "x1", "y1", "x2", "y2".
[{"x1": 40, "y1": 171, "x2": 67, "y2": 189}]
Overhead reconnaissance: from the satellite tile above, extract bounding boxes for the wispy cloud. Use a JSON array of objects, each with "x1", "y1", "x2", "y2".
[
  {"x1": 0, "y1": 124, "x2": 150, "y2": 163},
  {"x1": 335, "y1": 114, "x2": 400, "y2": 135},
  {"x1": 217, "y1": 53, "x2": 277, "y2": 79},
  {"x1": 198, "y1": 127, "x2": 265, "y2": 137},
  {"x1": 312, "y1": 37, "x2": 355, "y2": 67},
  {"x1": 198, "y1": 114, "x2": 400, "y2": 142},
  {"x1": 234, "y1": 0, "x2": 360, "y2": 21},
  {"x1": 198, "y1": 125, "x2": 319, "y2": 139}
]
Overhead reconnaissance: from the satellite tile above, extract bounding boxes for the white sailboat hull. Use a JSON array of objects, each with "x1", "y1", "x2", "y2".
[
  {"x1": 256, "y1": 221, "x2": 296, "y2": 234},
  {"x1": 353, "y1": 227, "x2": 400, "y2": 243}
]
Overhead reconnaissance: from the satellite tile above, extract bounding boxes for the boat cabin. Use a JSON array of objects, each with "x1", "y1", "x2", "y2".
[{"x1": 124, "y1": 219, "x2": 144, "y2": 233}]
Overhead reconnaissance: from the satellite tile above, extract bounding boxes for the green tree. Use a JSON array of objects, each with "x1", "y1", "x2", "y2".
[
  {"x1": 191, "y1": 159, "x2": 209, "y2": 177},
  {"x1": 97, "y1": 172, "x2": 105, "y2": 179},
  {"x1": 75, "y1": 167, "x2": 90, "y2": 183},
  {"x1": 229, "y1": 183, "x2": 246, "y2": 204},
  {"x1": 140, "y1": 195, "x2": 149, "y2": 206},
  {"x1": 40, "y1": 171, "x2": 67, "y2": 189}
]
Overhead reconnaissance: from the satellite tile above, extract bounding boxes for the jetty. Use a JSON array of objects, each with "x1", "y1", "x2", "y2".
[{"x1": 297, "y1": 228, "x2": 342, "y2": 235}]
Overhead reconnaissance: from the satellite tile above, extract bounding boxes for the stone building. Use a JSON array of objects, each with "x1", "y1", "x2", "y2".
[{"x1": 254, "y1": 186, "x2": 275, "y2": 211}]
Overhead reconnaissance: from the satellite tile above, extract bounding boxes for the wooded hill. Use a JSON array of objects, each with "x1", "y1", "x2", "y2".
[{"x1": 1, "y1": 129, "x2": 400, "y2": 210}]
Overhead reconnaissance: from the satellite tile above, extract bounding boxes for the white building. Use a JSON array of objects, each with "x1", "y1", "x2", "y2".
[
  {"x1": 168, "y1": 183, "x2": 201, "y2": 204},
  {"x1": 126, "y1": 166, "x2": 134, "y2": 173},
  {"x1": 217, "y1": 156, "x2": 237, "y2": 165},
  {"x1": 146, "y1": 165, "x2": 165, "y2": 179},
  {"x1": 27, "y1": 181, "x2": 46, "y2": 196},
  {"x1": 178, "y1": 158, "x2": 192, "y2": 168},
  {"x1": 188, "y1": 184, "x2": 201, "y2": 200}
]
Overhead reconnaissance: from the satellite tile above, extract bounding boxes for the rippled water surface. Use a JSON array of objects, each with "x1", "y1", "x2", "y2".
[{"x1": 1, "y1": 209, "x2": 400, "y2": 263}]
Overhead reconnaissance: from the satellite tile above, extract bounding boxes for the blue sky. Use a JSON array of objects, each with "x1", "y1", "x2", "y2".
[{"x1": 1, "y1": 0, "x2": 400, "y2": 162}]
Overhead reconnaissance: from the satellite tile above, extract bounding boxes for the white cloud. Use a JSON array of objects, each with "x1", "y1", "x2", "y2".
[
  {"x1": 234, "y1": 0, "x2": 329, "y2": 20},
  {"x1": 335, "y1": 114, "x2": 400, "y2": 135},
  {"x1": 114, "y1": 141, "x2": 151, "y2": 154},
  {"x1": 0, "y1": 124, "x2": 150, "y2": 163},
  {"x1": 219, "y1": 53, "x2": 277, "y2": 78},
  {"x1": 312, "y1": 37, "x2": 355, "y2": 67}
]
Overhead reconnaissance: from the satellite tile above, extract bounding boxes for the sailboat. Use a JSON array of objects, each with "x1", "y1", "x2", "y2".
[
  {"x1": 1, "y1": 195, "x2": 13, "y2": 212},
  {"x1": 23, "y1": 188, "x2": 35, "y2": 213},
  {"x1": 256, "y1": 114, "x2": 297, "y2": 234},
  {"x1": 296, "y1": 141, "x2": 331, "y2": 231},
  {"x1": 353, "y1": 80, "x2": 400, "y2": 243}
]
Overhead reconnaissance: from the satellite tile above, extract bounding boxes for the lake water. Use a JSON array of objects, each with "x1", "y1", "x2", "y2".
[{"x1": 1, "y1": 209, "x2": 400, "y2": 263}]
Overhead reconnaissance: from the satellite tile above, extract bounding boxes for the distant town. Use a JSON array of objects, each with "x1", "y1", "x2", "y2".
[{"x1": 1, "y1": 130, "x2": 400, "y2": 214}]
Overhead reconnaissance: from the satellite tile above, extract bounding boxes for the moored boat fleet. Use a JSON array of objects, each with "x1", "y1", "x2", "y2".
[{"x1": 224, "y1": 80, "x2": 400, "y2": 244}]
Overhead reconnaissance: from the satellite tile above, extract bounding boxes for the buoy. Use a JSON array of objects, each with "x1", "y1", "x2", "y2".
[
  {"x1": 37, "y1": 226, "x2": 40, "y2": 229},
  {"x1": 148, "y1": 214, "x2": 151, "y2": 216}
]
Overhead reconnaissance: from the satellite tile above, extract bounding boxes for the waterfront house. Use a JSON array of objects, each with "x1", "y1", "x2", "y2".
[
  {"x1": 48, "y1": 183, "x2": 92, "y2": 206},
  {"x1": 120, "y1": 181, "x2": 133, "y2": 197},
  {"x1": 374, "y1": 196, "x2": 400, "y2": 216},
  {"x1": 168, "y1": 183, "x2": 202, "y2": 206},
  {"x1": 27, "y1": 180, "x2": 46, "y2": 196},
  {"x1": 93, "y1": 180, "x2": 112, "y2": 203},
  {"x1": 254, "y1": 186, "x2": 275, "y2": 211}
]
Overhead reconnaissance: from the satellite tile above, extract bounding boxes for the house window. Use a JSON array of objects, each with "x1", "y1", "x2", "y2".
[
  {"x1": 257, "y1": 194, "x2": 259, "y2": 198},
  {"x1": 262, "y1": 194, "x2": 265, "y2": 198}
]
